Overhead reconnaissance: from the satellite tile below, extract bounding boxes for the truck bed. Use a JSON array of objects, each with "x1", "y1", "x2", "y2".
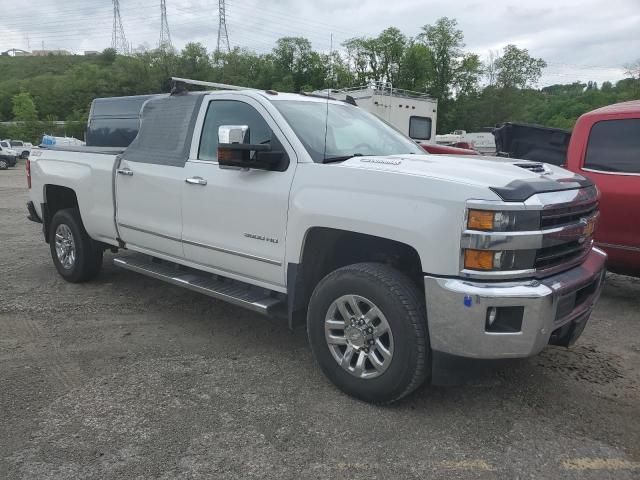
[
  {"x1": 493, "y1": 122, "x2": 571, "y2": 166},
  {"x1": 29, "y1": 148, "x2": 120, "y2": 246}
]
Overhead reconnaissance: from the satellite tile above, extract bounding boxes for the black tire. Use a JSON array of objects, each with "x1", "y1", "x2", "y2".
[
  {"x1": 49, "y1": 208, "x2": 103, "y2": 283},
  {"x1": 307, "y1": 262, "x2": 429, "y2": 404},
  {"x1": 0, "y1": 158, "x2": 7, "y2": 170}
]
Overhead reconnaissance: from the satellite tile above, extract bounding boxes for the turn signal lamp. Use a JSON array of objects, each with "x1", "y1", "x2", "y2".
[{"x1": 467, "y1": 209, "x2": 494, "y2": 230}]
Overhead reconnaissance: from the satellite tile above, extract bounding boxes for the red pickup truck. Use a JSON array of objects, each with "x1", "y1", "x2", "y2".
[{"x1": 493, "y1": 100, "x2": 640, "y2": 276}]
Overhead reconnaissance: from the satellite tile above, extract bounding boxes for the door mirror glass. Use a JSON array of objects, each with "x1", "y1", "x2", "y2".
[
  {"x1": 218, "y1": 125, "x2": 249, "y2": 145},
  {"x1": 217, "y1": 125, "x2": 284, "y2": 171}
]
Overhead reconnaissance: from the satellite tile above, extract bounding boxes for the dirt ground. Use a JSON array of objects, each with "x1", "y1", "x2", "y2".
[{"x1": 1, "y1": 160, "x2": 639, "y2": 479}]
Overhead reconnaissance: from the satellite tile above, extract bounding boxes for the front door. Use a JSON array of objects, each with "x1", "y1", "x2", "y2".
[{"x1": 181, "y1": 97, "x2": 297, "y2": 289}]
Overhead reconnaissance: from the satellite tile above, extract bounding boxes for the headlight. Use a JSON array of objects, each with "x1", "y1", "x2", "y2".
[{"x1": 467, "y1": 209, "x2": 539, "y2": 232}]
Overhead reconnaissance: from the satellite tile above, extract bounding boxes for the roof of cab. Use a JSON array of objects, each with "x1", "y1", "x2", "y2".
[
  {"x1": 204, "y1": 89, "x2": 348, "y2": 104},
  {"x1": 583, "y1": 100, "x2": 640, "y2": 116}
]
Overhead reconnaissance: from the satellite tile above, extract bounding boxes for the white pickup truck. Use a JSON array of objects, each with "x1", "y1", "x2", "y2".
[{"x1": 26, "y1": 78, "x2": 606, "y2": 403}]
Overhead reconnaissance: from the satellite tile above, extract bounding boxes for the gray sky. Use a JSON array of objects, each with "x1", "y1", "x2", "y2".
[{"x1": 3, "y1": 0, "x2": 639, "y2": 86}]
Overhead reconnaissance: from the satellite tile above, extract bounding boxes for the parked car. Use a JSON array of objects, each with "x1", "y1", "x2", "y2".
[
  {"x1": 26, "y1": 78, "x2": 606, "y2": 404},
  {"x1": 0, "y1": 141, "x2": 17, "y2": 169},
  {"x1": 494, "y1": 100, "x2": 640, "y2": 277},
  {"x1": 4, "y1": 139, "x2": 32, "y2": 159}
]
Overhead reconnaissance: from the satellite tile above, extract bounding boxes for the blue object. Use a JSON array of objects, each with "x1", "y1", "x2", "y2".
[
  {"x1": 463, "y1": 295, "x2": 472, "y2": 307},
  {"x1": 41, "y1": 135, "x2": 56, "y2": 146}
]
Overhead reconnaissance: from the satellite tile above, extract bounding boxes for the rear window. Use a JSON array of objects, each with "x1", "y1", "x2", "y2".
[
  {"x1": 409, "y1": 116, "x2": 432, "y2": 140},
  {"x1": 91, "y1": 95, "x2": 156, "y2": 118},
  {"x1": 584, "y1": 119, "x2": 640, "y2": 174}
]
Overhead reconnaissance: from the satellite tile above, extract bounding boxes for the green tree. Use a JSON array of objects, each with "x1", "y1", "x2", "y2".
[
  {"x1": 494, "y1": 44, "x2": 547, "y2": 89},
  {"x1": 625, "y1": 58, "x2": 640, "y2": 80},
  {"x1": 343, "y1": 37, "x2": 370, "y2": 85},
  {"x1": 270, "y1": 37, "x2": 328, "y2": 92},
  {"x1": 397, "y1": 41, "x2": 431, "y2": 90},
  {"x1": 418, "y1": 17, "x2": 465, "y2": 100},
  {"x1": 179, "y1": 42, "x2": 214, "y2": 80},
  {"x1": 417, "y1": 17, "x2": 483, "y2": 131},
  {"x1": 12, "y1": 91, "x2": 38, "y2": 121},
  {"x1": 375, "y1": 27, "x2": 407, "y2": 86}
]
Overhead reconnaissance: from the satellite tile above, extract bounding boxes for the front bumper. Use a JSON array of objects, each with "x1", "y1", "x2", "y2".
[{"x1": 424, "y1": 247, "x2": 606, "y2": 359}]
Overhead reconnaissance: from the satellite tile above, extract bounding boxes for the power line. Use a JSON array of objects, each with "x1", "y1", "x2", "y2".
[
  {"x1": 216, "y1": 0, "x2": 230, "y2": 54},
  {"x1": 159, "y1": 0, "x2": 172, "y2": 50}
]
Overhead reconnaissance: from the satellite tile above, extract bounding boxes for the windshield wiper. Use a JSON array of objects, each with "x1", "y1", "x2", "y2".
[{"x1": 322, "y1": 153, "x2": 363, "y2": 164}]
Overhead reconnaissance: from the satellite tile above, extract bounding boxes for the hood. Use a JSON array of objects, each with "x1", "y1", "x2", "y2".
[{"x1": 335, "y1": 154, "x2": 592, "y2": 201}]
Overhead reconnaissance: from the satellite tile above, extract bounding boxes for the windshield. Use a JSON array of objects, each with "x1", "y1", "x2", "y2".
[
  {"x1": 0, "y1": 142, "x2": 9, "y2": 148},
  {"x1": 274, "y1": 100, "x2": 424, "y2": 163}
]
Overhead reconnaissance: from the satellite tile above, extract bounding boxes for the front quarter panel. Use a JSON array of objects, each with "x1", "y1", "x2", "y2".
[{"x1": 286, "y1": 162, "x2": 497, "y2": 276}]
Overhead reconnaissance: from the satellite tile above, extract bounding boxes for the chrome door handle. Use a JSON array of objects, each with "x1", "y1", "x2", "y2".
[
  {"x1": 116, "y1": 168, "x2": 133, "y2": 176},
  {"x1": 185, "y1": 176, "x2": 207, "y2": 185}
]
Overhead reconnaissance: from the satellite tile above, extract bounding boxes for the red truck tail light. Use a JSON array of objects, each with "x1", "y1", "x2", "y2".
[{"x1": 26, "y1": 159, "x2": 31, "y2": 189}]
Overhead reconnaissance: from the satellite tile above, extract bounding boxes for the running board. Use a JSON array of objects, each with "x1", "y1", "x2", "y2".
[{"x1": 113, "y1": 255, "x2": 285, "y2": 315}]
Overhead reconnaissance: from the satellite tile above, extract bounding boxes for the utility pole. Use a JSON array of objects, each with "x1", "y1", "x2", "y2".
[
  {"x1": 111, "y1": 0, "x2": 129, "y2": 55},
  {"x1": 159, "y1": 0, "x2": 172, "y2": 50},
  {"x1": 216, "y1": 0, "x2": 230, "y2": 55}
]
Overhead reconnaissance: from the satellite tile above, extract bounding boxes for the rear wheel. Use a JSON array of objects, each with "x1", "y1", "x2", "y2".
[
  {"x1": 0, "y1": 159, "x2": 7, "y2": 170},
  {"x1": 307, "y1": 262, "x2": 429, "y2": 404},
  {"x1": 49, "y1": 208, "x2": 103, "y2": 283}
]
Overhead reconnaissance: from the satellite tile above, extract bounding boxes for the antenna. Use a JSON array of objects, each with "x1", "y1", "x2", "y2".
[
  {"x1": 322, "y1": 33, "x2": 334, "y2": 163},
  {"x1": 111, "y1": 0, "x2": 129, "y2": 55},
  {"x1": 159, "y1": 0, "x2": 172, "y2": 50},
  {"x1": 216, "y1": 0, "x2": 231, "y2": 54}
]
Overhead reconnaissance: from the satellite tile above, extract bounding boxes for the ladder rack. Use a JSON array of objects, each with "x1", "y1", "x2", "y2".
[{"x1": 170, "y1": 76, "x2": 254, "y2": 93}]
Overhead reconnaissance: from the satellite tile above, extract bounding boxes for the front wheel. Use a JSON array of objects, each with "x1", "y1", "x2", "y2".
[
  {"x1": 49, "y1": 208, "x2": 103, "y2": 283},
  {"x1": 307, "y1": 262, "x2": 430, "y2": 404},
  {"x1": 0, "y1": 159, "x2": 7, "y2": 170}
]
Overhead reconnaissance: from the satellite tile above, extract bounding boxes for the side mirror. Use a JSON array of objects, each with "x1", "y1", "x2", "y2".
[{"x1": 217, "y1": 125, "x2": 284, "y2": 171}]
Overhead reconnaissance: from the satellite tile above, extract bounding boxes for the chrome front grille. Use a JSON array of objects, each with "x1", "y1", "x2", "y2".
[
  {"x1": 540, "y1": 202, "x2": 598, "y2": 229},
  {"x1": 535, "y1": 196, "x2": 599, "y2": 273},
  {"x1": 535, "y1": 240, "x2": 590, "y2": 270},
  {"x1": 462, "y1": 186, "x2": 599, "y2": 280}
]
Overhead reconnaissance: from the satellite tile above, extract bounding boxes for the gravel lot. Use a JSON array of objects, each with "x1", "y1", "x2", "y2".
[{"x1": 1, "y1": 160, "x2": 639, "y2": 479}]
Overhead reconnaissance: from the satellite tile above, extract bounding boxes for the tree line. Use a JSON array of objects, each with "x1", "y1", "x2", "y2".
[{"x1": 1, "y1": 17, "x2": 638, "y2": 143}]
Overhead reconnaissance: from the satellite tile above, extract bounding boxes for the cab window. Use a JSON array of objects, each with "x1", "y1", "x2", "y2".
[
  {"x1": 584, "y1": 119, "x2": 640, "y2": 174},
  {"x1": 198, "y1": 100, "x2": 274, "y2": 161}
]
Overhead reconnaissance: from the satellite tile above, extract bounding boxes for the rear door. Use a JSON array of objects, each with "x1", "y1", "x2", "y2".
[
  {"x1": 115, "y1": 159, "x2": 185, "y2": 258},
  {"x1": 580, "y1": 117, "x2": 640, "y2": 267},
  {"x1": 115, "y1": 94, "x2": 202, "y2": 259}
]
